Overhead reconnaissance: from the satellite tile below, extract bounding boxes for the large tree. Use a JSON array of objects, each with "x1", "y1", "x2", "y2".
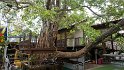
[
  {"x1": 23, "y1": 0, "x2": 124, "y2": 58},
  {"x1": 1, "y1": 0, "x2": 124, "y2": 58}
]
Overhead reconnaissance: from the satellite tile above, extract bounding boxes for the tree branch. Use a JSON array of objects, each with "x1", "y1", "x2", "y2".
[
  {"x1": 58, "y1": 5, "x2": 103, "y2": 17},
  {"x1": 82, "y1": 6, "x2": 103, "y2": 17},
  {"x1": 15, "y1": 0, "x2": 33, "y2": 9},
  {"x1": 0, "y1": 0, "x2": 15, "y2": 3},
  {"x1": 17, "y1": 2, "x2": 33, "y2": 5},
  {"x1": 56, "y1": 18, "x2": 124, "y2": 58},
  {"x1": 0, "y1": 0, "x2": 33, "y2": 9}
]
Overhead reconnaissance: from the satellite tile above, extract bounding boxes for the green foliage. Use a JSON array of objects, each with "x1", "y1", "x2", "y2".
[
  {"x1": 116, "y1": 37, "x2": 124, "y2": 50},
  {"x1": 22, "y1": 3, "x2": 57, "y2": 22},
  {"x1": 66, "y1": 0, "x2": 83, "y2": 9},
  {"x1": 59, "y1": 10, "x2": 86, "y2": 28},
  {"x1": 21, "y1": 0, "x2": 124, "y2": 38},
  {"x1": 85, "y1": 0, "x2": 124, "y2": 20},
  {"x1": 79, "y1": 18, "x2": 101, "y2": 41},
  {"x1": 86, "y1": 0, "x2": 105, "y2": 6},
  {"x1": 1, "y1": 0, "x2": 124, "y2": 42}
]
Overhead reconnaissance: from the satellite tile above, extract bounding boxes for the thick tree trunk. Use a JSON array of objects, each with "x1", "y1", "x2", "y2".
[{"x1": 56, "y1": 19, "x2": 124, "y2": 58}]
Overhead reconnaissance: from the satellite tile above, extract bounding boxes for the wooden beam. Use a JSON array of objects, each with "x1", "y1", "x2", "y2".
[{"x1": 20, "y1": 48, "x2": 65, "y2": 51}]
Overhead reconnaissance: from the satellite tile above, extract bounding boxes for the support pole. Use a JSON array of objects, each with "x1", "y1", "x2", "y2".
[{"x1": 111, "y1": 35, "x2": 114, "y2": 54}]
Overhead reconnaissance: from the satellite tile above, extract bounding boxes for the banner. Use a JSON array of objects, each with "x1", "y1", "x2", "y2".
[{"x1": 0, "y1": 27, "x2": 7, "y2": 43}]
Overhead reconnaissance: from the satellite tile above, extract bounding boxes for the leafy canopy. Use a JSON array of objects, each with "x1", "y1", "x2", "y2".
[{"x1": 0, "y1": 0, "x2": 124, "y2": 40}]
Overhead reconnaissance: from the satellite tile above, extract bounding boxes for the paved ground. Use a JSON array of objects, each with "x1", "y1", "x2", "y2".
[
  {"x1": 85, "y1": 64, "x2": 124, "y2": 70},
  {"x1": 85, "y1": 63, "x2": 103, "y2": 70}
]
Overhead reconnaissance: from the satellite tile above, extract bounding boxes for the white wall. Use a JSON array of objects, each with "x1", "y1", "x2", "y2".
[
  {"x1": 67, "y1": 30, "x2": 83, "y2": 47},
  {"x1": 74, "y1": 30, "x2": 83, "y2": 38}
]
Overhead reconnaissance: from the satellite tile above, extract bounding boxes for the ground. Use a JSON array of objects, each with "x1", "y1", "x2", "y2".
[
  {"x1": 84, "y1": 63, "x2": 124, "y2": 70},
  {"x1": 93, "y1": 64, "x2": 124, "y2": 70}
]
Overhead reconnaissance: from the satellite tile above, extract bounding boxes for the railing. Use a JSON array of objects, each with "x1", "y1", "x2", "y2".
[
  {"x1": 20, "y1": 37, "x2": 84, "y2": 49},
  {"x1": 56, "y1": 39, "x2": 66, "y2": 47},
  {"x1": 56, "y1": 37, "x2": 84, "y2": 47}
]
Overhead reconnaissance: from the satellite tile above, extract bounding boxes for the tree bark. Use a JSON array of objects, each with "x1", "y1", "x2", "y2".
[
  {"x1": 56, "y1": 19, "x2": 124, "y2": 58},
  {"x1": 46, "y1": 0, "x2": 52, "y2": 10}
]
